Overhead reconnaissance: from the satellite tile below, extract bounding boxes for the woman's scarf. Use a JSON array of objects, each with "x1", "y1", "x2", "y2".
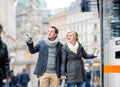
[{"x1": 67, "y1": 41, "x2": 79, "y2": 54}]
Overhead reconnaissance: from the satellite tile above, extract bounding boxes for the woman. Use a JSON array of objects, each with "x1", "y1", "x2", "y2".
[{"x1": 61, "y1": 31, "x2": 98, "y2": 87}]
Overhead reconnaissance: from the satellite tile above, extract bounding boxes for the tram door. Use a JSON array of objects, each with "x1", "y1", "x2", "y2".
[{"x1": 104, "y1": 37, "x2": 120, "y2": 87}]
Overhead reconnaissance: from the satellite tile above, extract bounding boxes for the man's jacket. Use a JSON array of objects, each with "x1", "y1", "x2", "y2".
[
  {"x1": 0, "y1": 37, "x2": 10, "y2": 79},
  {"x1": 27, "y1": 40, "x2": 63, "y2": 77}
]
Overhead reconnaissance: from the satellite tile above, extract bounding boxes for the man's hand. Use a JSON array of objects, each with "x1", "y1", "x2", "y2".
[{"x1": 25, "y1": 34, "x2": 32, "y2": 43}]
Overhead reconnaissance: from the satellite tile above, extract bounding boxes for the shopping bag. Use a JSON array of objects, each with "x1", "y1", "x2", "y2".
[{"x1": 61, "y1": 79, "x2": 65, "y2": 87}]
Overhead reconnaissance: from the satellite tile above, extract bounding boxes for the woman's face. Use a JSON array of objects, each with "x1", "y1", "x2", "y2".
[{"x1": 66, "y1": 32, "x2": 77, "y2": 44}]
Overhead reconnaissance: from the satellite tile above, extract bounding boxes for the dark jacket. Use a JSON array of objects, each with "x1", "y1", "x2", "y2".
[
  {"x1": 0, "y1": 37, "x2": 10, "y2": 79},
  {"x1": 27, "y1": 40, "x2": 63, "y2": 77},
  {"x1": 20, "y1": 71, "x2": 30, "y2": 83},
  {"x1": 9, "y1": 70, "x2": 17, "y2": 87},
  {"x1": 61, "y1": 42, "x2": 96, "y2": 83}
]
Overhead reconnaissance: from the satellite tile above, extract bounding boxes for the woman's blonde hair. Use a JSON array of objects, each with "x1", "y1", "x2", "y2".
[{"x1": 67, "y1": 31, "x2": 78, "y2": 41}]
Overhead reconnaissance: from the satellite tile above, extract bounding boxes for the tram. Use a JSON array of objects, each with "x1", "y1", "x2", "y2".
[{"x1": 101, "y1": 0, "x2": 120, "y2": 87}]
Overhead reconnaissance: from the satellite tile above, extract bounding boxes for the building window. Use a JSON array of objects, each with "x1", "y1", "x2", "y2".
[
  {"x1": 94, "y1": 23, "x2": 97, "y2": 30},
  {"x1": 94, "y1": 35, "x2": 97, "y2": 42}
]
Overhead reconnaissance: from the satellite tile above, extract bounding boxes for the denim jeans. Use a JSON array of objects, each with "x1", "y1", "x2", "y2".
[{"x1": 67, "y1": 82, "x2": 85, "y2": 87}]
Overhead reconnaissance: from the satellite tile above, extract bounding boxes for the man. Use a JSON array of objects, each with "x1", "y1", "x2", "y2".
[
  {"x1": 20, "y1": 68, "x2": 30, "y2": 87},
  {"x1": 26, "y1": 26, "x2": 63, "y2": 87},
  {"x1": 0, "y1": 24, "x2": 10, "y2": 87}
]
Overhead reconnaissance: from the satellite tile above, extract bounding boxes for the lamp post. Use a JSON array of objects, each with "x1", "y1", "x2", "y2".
[{"x1": 99, "y1": 0, "x2": 104, "y2": 87}]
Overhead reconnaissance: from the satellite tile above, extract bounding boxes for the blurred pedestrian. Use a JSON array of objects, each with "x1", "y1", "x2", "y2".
[
  {"x1": 9, "y1": 70, "x2": 17, "y2": 87},
  {"x1": 20, "y1": 68, "x2": 30, "y2": 87},
  {"x1": 16, "y1": 73, "x2": 21, "y2": 87},
  {"x1": 0, "y1": 24, "x2": 10, "y2": 87},
  {"x1": 61, "y1": 31, "x2": 99, "y2": 87},
  {"x1": 93, "y1": 76, "x2": 100, "y2": 87},
  {"x1": 85, "y1": 67, "x2": 91, "y2": 87},
  {"x1": 26, "y1": 26, "x2": 63, "y2": 87}
]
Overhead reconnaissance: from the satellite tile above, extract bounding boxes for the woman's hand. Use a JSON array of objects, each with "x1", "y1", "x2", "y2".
[
  {"x1": 61, "y1": 75, "x2": 67, "y2": 80},
  {"x1": 94, "y1": 49, "x2": 100, "y2": 57}
]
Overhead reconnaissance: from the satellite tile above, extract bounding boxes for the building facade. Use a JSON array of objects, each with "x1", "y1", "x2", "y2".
[{"x1": 49, "y1": 0, "x2": 100, "y2": 86}]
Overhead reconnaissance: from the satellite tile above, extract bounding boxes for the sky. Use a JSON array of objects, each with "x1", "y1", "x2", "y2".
[{"x1": 45, "y1": 0, "x2": 75, "y2": 9}]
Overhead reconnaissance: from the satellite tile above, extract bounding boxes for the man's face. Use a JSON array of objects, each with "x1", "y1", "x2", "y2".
[{"x1": 48, "y1": 27, "x2": 57, "y2": 41}]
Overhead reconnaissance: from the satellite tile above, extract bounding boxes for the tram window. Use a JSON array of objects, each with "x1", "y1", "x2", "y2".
[{"x1": 115, "y1": 51, "x2": 120, "y2": 59}]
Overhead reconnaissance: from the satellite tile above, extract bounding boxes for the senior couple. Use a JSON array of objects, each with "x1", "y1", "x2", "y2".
[{"x1": 26, "y1": 26, "x2": 99, "y2": 87}]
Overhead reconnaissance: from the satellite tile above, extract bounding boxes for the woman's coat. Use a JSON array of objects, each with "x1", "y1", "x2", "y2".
[{"x1": 61, "y1": 42, "x2": 95, "y2": 83}]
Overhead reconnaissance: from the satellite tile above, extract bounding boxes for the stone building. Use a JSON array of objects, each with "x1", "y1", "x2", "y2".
[
  {"x1": 14, "y1": 0, "x2": 50, "y2": 86},
  {"x1": 0, "y1": 0, "x2": 16, "y2": 52},
  {"x1": 0, "y1": 0, "x2": 50, "y2": 86}
]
